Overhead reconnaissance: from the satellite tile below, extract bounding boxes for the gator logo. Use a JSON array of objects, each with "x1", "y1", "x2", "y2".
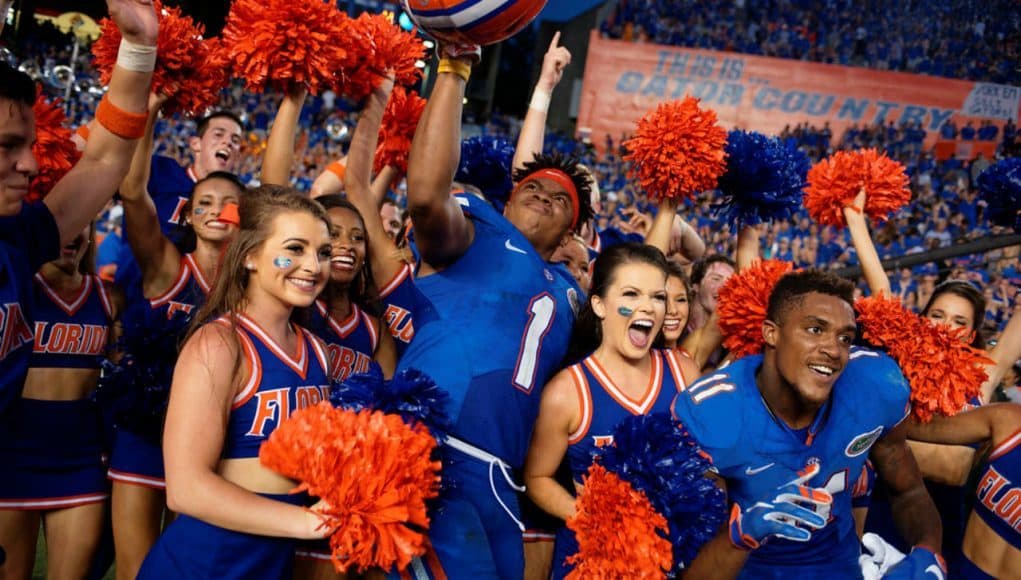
[{"x1": 845, "y1": 426, "x2": 883, "y2": 457}]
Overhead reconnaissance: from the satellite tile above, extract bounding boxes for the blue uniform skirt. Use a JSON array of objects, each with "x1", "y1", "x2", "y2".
[
  {"x1": 0, "y1": 398, "x2": 108, "y2": 510},
  {"x1": 107, "y1": 427, "x2": 166, "y2": 489},
  {"x1": 138, "y1": 492, "x2": 305, "y2": 580}
]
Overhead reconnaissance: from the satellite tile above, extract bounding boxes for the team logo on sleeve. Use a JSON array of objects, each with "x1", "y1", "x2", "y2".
[{"x1": 845, "y1": 426, "x2": 884, "y2": 457}]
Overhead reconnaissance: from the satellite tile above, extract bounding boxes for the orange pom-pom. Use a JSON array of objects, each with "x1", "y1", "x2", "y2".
[
  {"x1": 221, "y1": 0, "x2": 352, "y2": 95},
  {"x1": 805, "y1": 149, "x2": 910, "y2": 228},
  {"x1": 92, "y1": 1, "x2": 228, "y2": 116},
  {"x1": 28, "y1": 91, "x2": 81, "y2": 202},
  {"x1": 566, "y1": 464, "x2": 672, "y2": 579},
  {"x1": 623, "y1": 97, "x2": 727, "y2": 202},
  {"x1": 339, "y1": 13, "x2": 425, "y2": 102},
  {"x1": 259, "y1": 403, "x2": 441, "y2": 573},
  {"x1": 855, "y1": 295, "x2": 993, "y2": 422},
  {"x1": 716, "y1": 259, "x2": 795, "y2": 358},
  {"x1": 374, "y1": 86, "x2": 427, "y2": 176}
]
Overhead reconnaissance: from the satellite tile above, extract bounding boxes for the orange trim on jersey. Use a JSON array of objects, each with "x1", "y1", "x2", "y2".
[
  {"x1": 584, "y1": 353, "x2": 663, "y2": 416},
  {"x1": 663, "y1": 349, "x2": 688, "y2": 393},
  {"x1": 186, "y1": 166, "x2": 199, "y2": 183},
  {"x1": 215, "y1": 318, "x2": 262, "y2": 409},
  {"x1": 34, "y1": 273, "x2": 93, "y2": 316},
  {"x1": 567, "y1": 365, "x2": 593, "y2": 444},
  {"x1": 149, "y1": 257, "x2": 192, "y2": 307},
  {"x1": 990, "y1": 427, "x2": 1021, "y2": 461},
  {"x1": 423, "y1": 548, "x2": 447, "y2": 580},
  {"x1": 235, "y1": 313, "x2": 309, "y2": 380},
  {"x1": 94, "y1": 276, "x2": 115, "y2": 319},
  {"x1": 302, "y1": 328, "x2": 330, "y2": 375},
  {"x1": 361, "y1": 310, "x2": 380, "y2": 354},
  {"x1": 378, "y1": 262, "x2": 412, "y2": 299},
  {"x1": 183, "y1": 253, "x2": 212, "y2": 294},
  {"x1": 315, "y1": 300, "x2": 361, "y2": 339}
]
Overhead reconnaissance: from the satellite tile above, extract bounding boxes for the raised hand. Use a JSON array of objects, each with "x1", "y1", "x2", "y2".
[
  {"x1": 538, "y1": 31, "x2": 572, "y2": 91},
  {"x1": 106, "y1": 0, "x2": 158, "y2": 46}
]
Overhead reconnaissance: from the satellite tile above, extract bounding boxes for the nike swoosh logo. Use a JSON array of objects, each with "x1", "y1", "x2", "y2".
[
  {"x1": 745, "y1": 463, "x2": 775, "y2": 475},
  {"x1": 505, "y1": 239, "x2": 528, "y2": 255},
  {"x1": 925, "y1": 565, "x2": 945, "y2": 580}
]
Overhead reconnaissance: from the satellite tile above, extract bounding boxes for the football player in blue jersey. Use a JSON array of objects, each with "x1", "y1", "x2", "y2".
[
  {"x1": 676, "y1": 269, "x2": 945, "y2": 579},
  {"x1": 0, "y1": 0, "x2": 156, "y2": 419},
  {"x1": 396, "y1": 42, "x2": 593, "y2": 579}
]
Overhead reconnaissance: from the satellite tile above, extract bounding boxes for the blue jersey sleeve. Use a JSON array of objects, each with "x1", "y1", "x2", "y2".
[
  {"x1": 672, "y1": 362, "x2": 750, "y2": 475},
  {"x1": 846, "y1": 348, "x2": 911, "y2": 431},
  {"x1": 0, "y1": 202, "x2": 60, "y2": 271}
]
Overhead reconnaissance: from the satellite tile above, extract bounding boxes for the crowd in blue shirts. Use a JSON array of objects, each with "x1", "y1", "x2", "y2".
[{"x1": 601, "y1": 0, "x2": 1021, "y2": 84}]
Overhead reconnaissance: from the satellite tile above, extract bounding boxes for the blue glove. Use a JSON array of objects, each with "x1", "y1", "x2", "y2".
[
  {"x1": 882, "y1": 546, "x2": 946, "y2": 580},
  {"x1": 728, "y1": 463, "x2": 832, "y2": 550}
]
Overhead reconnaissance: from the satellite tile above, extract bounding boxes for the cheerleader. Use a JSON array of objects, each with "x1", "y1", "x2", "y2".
[
  {"x1": 138, "y1": 189, "x2": 335, "y2": 578},
  {"x1": 108, "y1": 93, "x2": 244, "y2": 580},
  {"x1": 523, "y1": 243, "x2": 701, "y2": 578},
  {"x1": 0, "y1": 225, "x2": 119, "y2": 577},
  {"x1": 907, "y1": 403, "x2": 1021, "y2": 579}
]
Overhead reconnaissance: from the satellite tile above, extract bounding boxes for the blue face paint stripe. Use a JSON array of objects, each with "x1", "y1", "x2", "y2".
[
  {"x1": 273, "y1": 256, "x2": 293, "y2": 269},
  {"x1": 618, "y1": 307, "x2": 634, "y2": 317}
]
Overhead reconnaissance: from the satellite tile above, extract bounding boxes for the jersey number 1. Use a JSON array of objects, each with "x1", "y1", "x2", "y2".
[{"x1": 513, "y1": 294, "x2": 556, "y2": 394}]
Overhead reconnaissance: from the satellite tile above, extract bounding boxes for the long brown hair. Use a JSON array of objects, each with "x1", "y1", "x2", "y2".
[{"x1": 187, "y1": 185, "x2": 330, "y2": 346}]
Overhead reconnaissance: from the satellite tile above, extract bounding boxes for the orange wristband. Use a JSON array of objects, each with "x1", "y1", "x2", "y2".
[
  {"x1": 75, "y1": 124, "x2": 90, "y2": 142},
  {"x1": 325, "y1": 160, "x2": 346, "y2": 180},
  {"x1": 95, "y1": 96, "x2": 147, "y2": 140}
]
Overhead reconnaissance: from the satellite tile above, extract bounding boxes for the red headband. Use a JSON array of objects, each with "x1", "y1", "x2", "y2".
[{"x1": 514, "y1": 168, "x2": 580, "y2": 229}]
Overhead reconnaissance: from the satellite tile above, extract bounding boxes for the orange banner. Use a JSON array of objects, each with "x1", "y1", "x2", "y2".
[{"x1": 577, "y1": 31, "x2": 1019, "y2": 151}]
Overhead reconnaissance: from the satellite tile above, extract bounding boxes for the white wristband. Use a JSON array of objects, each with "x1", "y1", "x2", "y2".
[
  {"x1": 529, "y1": 88, "x2": 551, "y2": 113},
  {"x1": 116, "y1": 38, "x2": 157, "y2": 72}
]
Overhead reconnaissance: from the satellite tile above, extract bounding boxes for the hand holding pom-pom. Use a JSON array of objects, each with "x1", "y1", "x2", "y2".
[
  {"x1": 93, "y1": 1, "x2": 227, "y2": 116},
  {"x1": 805, "y1": 149, "x2": 910, "y2": 228},
  {"x1": 623, "y1": 97, "x2": 728, "y2": 202},
  {"x1": 716, "y1": 260, "x2": 795, "y2": 358},
  {"x1": 374, "y1": 86, "x2": 427, "y2": 176},
  {"x1": 28, "y1": 90, "x2": 81, "y2": 201}
]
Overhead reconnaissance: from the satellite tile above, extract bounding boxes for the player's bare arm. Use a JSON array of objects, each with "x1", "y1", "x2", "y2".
[{"x1": 870, "y1": 421, "x2": 942, "y2": 551}]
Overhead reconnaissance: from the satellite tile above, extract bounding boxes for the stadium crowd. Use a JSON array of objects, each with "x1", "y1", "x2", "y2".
[{"x1": 601, "y1": 0, "x2": 1021, "y2": 84}]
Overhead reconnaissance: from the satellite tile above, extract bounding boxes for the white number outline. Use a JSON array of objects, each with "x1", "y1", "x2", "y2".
[{"x1": 513, "y1": 293, "x2": 556, "y2": 394}]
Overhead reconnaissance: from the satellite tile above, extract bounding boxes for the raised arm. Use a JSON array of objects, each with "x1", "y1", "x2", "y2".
[
  {"x1": 842, "y1": 189, "x2": 890, "y2": 296},
  {"x1": 405, "y1": 48, "x2": 475, "y2": 267},
  {"x1": 671, "y1": 214, "x2": 706, "y2": 264},
  {"x1": 982, "y1": 303, "x2": 1021, "y2": 402},
  {"x1": 645, "y1": 197, "x2": 677, "y2": 255},
  {"x1": 310, "y1": 158, "x2": 346, "y2": 199},
  {"x1": 163, "y1": 324, "x2": 328, "y2": 539},
  {"x1": 118, "y1": 92, "x2": 181, "y2": 297},
  {"x1": 735, "y1": 225, "x2": 761, "y2": 271},
  {"x1": 44, "y1": 0, "x2": 157, "y2": 245},
  {"x1": 512, "y1": 31, "x2": 570, "y2": 172},
  {"x1": 344, "y1": 77, "x2": 409, "y2": 286},
  {"x1": 260, "y1": 86, "x2": 308, "y2": 186}
]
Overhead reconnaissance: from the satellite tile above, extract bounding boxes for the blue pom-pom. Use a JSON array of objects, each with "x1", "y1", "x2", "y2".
[
  {"x1": 597, "y1": 413, "x2": 726, "y2": 574},
  {"x1": 712, "y1": 130, "x2": 810, "y2": 226},
  {"x1": 977, "y1": 158, "x2": 1021, "y2": 232},
  {"x1": 332, "y1": 364, "x2": 451, "y2": 440},
  {"x1": 455, "y1": 135, "x2": 516, "y2": 212},
  {"x1": 93, "y1": 311, "x2": 192, "y2": 443}
]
